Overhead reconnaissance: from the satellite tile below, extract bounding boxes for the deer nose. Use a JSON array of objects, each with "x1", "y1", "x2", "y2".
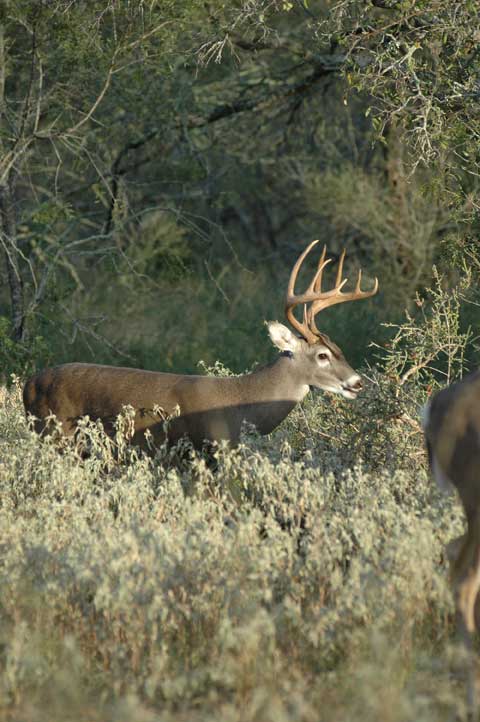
[{"x1": 342, "y1": 376, "x2": 363, "y2": 393}]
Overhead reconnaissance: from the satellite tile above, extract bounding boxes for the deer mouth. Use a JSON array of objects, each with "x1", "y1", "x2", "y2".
[{"x1": 340, "y1": 379, "x2": 363, "y2": 399}]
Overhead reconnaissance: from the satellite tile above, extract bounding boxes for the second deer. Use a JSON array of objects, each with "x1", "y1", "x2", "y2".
[{"x1": 423, "y1": 370, "x2": 480, "y2": 716}]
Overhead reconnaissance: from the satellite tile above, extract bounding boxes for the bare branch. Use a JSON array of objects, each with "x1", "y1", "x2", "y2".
[
  {"x1": 0, "y1": 177, "x2": 25, "y2": 341},
  {"x1": 33, "y1": 55, "x2": 44, "y2": 134},
  {"x1": 18, "y1": 23, "x2": 37, "y2": 141},
  {"x1": 0, "y1": 25, "x2": 5, "y2": 129},
  {"x1": 61, "y1": 46, "x2": 121, "y2": 137}
]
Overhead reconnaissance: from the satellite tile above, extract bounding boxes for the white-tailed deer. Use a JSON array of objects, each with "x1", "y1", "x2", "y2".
[
  {"x1": 423, "y1": 371, "x2": 480, "y2": 715},
  {"x1": 23, "y1": 241, "x2": 378, "y2": 452}
]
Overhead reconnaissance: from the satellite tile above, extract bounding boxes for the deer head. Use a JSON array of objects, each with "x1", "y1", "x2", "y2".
[{"x1": 268, "y1": 241, "x2": 378, "y2": 399}]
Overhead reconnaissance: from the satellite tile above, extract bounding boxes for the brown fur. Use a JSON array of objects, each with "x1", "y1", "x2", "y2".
[{"x1": 424, "y1": 370, "x2": 480, "y2": 714}]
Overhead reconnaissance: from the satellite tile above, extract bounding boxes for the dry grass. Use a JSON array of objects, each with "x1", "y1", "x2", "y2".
[{"x1": 0, "y1": 381, "x2": 470, "y2": 722}]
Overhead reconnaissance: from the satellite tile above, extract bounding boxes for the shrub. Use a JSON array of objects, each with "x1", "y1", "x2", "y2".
[
  {"x1": 0, "y1": 377, "x2": 465, "y2": 722},
  {"x1": 0, "y1": 269, "x2": 474, "y2": 721},
  {"x1": 0, "y1": 317, "x2": 50, "y2": 381}
]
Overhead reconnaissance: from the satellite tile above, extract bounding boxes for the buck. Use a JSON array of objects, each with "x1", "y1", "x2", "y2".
[
  {"x1": 423, "y1": 371, "x2": 480, "y2": 715},
  {"x1": 23, "y1": 241, "x2": 378, "y2": 452}
]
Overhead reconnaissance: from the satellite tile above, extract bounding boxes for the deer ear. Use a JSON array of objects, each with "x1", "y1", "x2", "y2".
[{"x1": 267, "y1": 322, "x2": 302, "y2": 353}]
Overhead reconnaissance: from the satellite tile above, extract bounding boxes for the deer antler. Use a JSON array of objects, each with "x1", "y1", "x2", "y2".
[{"x1": 285, "y1": 241, "x2": 378, "y2": 344}]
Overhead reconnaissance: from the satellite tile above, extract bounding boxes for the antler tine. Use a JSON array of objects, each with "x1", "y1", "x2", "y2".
[
  {"x1": 335, "y1": 248, "x2": 346, "y2": 290},
  {"x1": 303, "y1": 304, "x2": 308, "y2": 326},
  {"x1": 356, "y1": 267, "x2": 362, "y2": 292},
  {"x1": 343, "y1": 268, "x2": 379, "y2": 301},
  {"x1": 285, "y1": 240, "x2": 325, "y2": 344},
  {"x1": 352, "y1": 268, "x2": 379, "y2": 298},
  {"x1": 313, "y1": 248, "x2": 346, "y2": 294},
  {"x1": 309, "y1": 244, "x2": 330, "y2": 294},
  {"x1": 287, "y1": 240, "x2": 319, "y2": 298}
]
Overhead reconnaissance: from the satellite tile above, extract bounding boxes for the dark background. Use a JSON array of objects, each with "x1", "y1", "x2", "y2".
[{"x1": 1, "y1": 0, "x2": 478, "y2": 378}]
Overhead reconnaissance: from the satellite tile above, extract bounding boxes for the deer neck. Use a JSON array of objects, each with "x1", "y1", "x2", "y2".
[
  {"x1": 248, "y1": 352, "x2": 309, "y2": 401},
  {"x1": 235, "y1": 353, "x2": 309, "y2": 435}
]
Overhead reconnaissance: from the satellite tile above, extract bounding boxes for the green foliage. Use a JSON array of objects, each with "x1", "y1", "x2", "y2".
[
  {"x1": 330, "y1": 1, "x2": 480, "y2": 222},
  {"x1": 120, "y1": 210, "x2": 191, "y2": 280},
  {"x1": 2, "y1": 0, "x2": 479, "y2": 363},
  {"x1": 306, "y1": 162, "x2": 444, "y2": 307},
  {"x1": 0, "y1": 318, "x2": 49, "y2": 380},
  {"x1": 379, "y1": 268, "x2": 472, "y2": 389}
]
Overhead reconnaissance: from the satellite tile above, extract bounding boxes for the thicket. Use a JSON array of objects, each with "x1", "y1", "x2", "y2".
[
  {"x1": 1, "y1": 0, "x2": 479, "y2": 376},
  {"x1": 0, "y1": 385, "x2": 466, "y2": 722}
]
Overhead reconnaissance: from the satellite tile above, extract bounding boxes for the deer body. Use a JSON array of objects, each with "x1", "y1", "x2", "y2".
[
  {"x1": 423, "y1": 370, "x2": 480, "y2": 715},
  {"x1": 23, "y1": 355, "x2": 309, "y2": 448},
  {"x1": 424, "y1": 372, "x2": 480, "y2": 512},
  {"x1": 23, "y1": 242, "x2": 378, "y2": 451}
]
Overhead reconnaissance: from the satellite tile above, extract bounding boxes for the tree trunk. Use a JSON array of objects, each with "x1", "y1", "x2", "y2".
[{"x1": 0, "y1": 173, "x2": 25, "y2": 342}]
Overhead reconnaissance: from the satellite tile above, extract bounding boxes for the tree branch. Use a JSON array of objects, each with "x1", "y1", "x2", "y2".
[{"x1": 0, "y1": 174, "x2": 25, "y2": 341}]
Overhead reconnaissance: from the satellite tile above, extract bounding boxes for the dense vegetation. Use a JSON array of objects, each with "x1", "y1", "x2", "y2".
[
  {"x1": 0, "y1": 377, "x2": 468, "y2": 722},
  {"x1": 1, "y1": 0, "x2": 480, "y2": 719}
]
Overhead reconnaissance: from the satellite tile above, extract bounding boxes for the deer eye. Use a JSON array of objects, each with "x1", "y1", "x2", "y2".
[{"x1": 317, "y1": 352, "x2": 329, "y2": 361}]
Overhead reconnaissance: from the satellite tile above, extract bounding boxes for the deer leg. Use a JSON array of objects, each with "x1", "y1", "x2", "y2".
[
  {"x1": 448, "y1": 534, "x2": 480, "y2": 639},
  {"x1": 453, "y1": 528, "x2": 480, "y2": 719},
  {"x1": 447, "y1": 534, "x2": 466, "y2": 565}
]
